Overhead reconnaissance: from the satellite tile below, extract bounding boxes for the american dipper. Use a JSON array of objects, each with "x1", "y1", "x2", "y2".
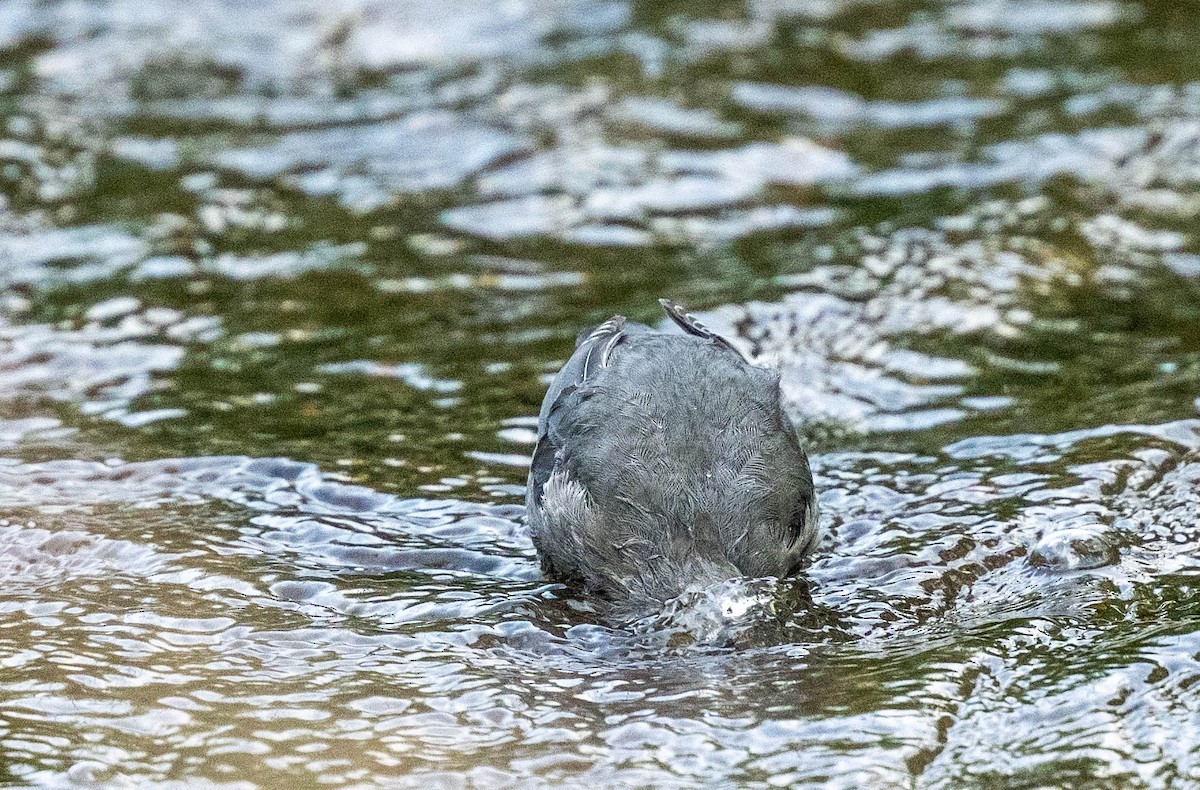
[{"x1": 526, "y1": 299, "x2": 819, "y2": 619}]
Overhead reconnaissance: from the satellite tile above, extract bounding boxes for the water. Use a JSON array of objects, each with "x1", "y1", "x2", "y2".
[{"x1": 2, "y1": 0, "x2": 1200, "y2": 786}]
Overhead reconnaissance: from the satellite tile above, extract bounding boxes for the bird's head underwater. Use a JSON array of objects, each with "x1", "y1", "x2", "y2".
[{"x1": 525, "y1": 299, "x2": 819, "y2": 629}]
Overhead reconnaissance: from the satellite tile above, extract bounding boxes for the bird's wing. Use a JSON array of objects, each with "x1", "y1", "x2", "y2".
[
  {"x1": 528, "y1": 316, "x2": 629, "y2": 507},
  {"x1": 658, "y1": 298, "x2": 745, "y2": 359}
]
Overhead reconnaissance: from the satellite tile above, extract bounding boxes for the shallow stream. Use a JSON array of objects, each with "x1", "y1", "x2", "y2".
[{"x1": 2, "y1": 1, "x2": 1200, "y2": 787}]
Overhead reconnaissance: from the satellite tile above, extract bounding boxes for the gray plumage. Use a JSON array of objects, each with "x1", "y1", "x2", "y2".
[{"x1": 526, "y1": 299, "x2": 819, "y2": 620}]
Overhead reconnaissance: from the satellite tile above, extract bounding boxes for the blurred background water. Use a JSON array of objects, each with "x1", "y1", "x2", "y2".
[{"x1": 2, "y1": 0, "x2": 1200, "y2": 787}]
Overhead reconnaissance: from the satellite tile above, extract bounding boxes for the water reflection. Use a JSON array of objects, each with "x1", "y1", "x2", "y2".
[{"x1": 2, "y1": 0, "x2": 1200, "y2": 786}]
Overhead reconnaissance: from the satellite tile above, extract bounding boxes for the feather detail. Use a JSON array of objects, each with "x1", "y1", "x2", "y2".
[{"x1": 659, "y1": 298, "x2": 744, "y2": 359}]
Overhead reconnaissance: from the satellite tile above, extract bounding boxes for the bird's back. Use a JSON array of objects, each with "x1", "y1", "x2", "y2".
[{"x1": 526, "y1": 302, "x2": 817, "y2": 616}]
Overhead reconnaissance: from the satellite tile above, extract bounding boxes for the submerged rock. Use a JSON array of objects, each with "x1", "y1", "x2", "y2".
[{"x1": 1028, "y1": 524, "x2": 1120, "y2": 571}]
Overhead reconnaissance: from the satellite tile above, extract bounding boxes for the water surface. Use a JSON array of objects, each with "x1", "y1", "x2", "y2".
[{"x1": 2, "y1": 0, "x2": 1200, "y2": 787}]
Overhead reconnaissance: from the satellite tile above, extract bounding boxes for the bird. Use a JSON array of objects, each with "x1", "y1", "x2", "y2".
[{"x1": 525, "y1": 298, "x2": 819, "y2": 621}]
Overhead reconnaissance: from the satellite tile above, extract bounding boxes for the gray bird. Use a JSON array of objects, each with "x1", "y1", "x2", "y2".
[{"x1": 526, "y1": 299, "x2": 819, "y2": 620}]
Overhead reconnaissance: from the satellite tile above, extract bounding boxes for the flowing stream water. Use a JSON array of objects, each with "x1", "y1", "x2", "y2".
[{"x1": 2, "y1": 1, "x2": 1200, "y2": 787}]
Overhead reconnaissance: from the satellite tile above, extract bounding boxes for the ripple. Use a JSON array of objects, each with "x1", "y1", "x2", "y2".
[
  {"x1": 3, "y1": 0, "x2": 1200, "y2": 787},
  {"x1": 695, "y1": 228, "x2": 1032, "y2": 431},
  {"x1": 213, "y1": 113, "x2": 532, "y2": 213}
]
